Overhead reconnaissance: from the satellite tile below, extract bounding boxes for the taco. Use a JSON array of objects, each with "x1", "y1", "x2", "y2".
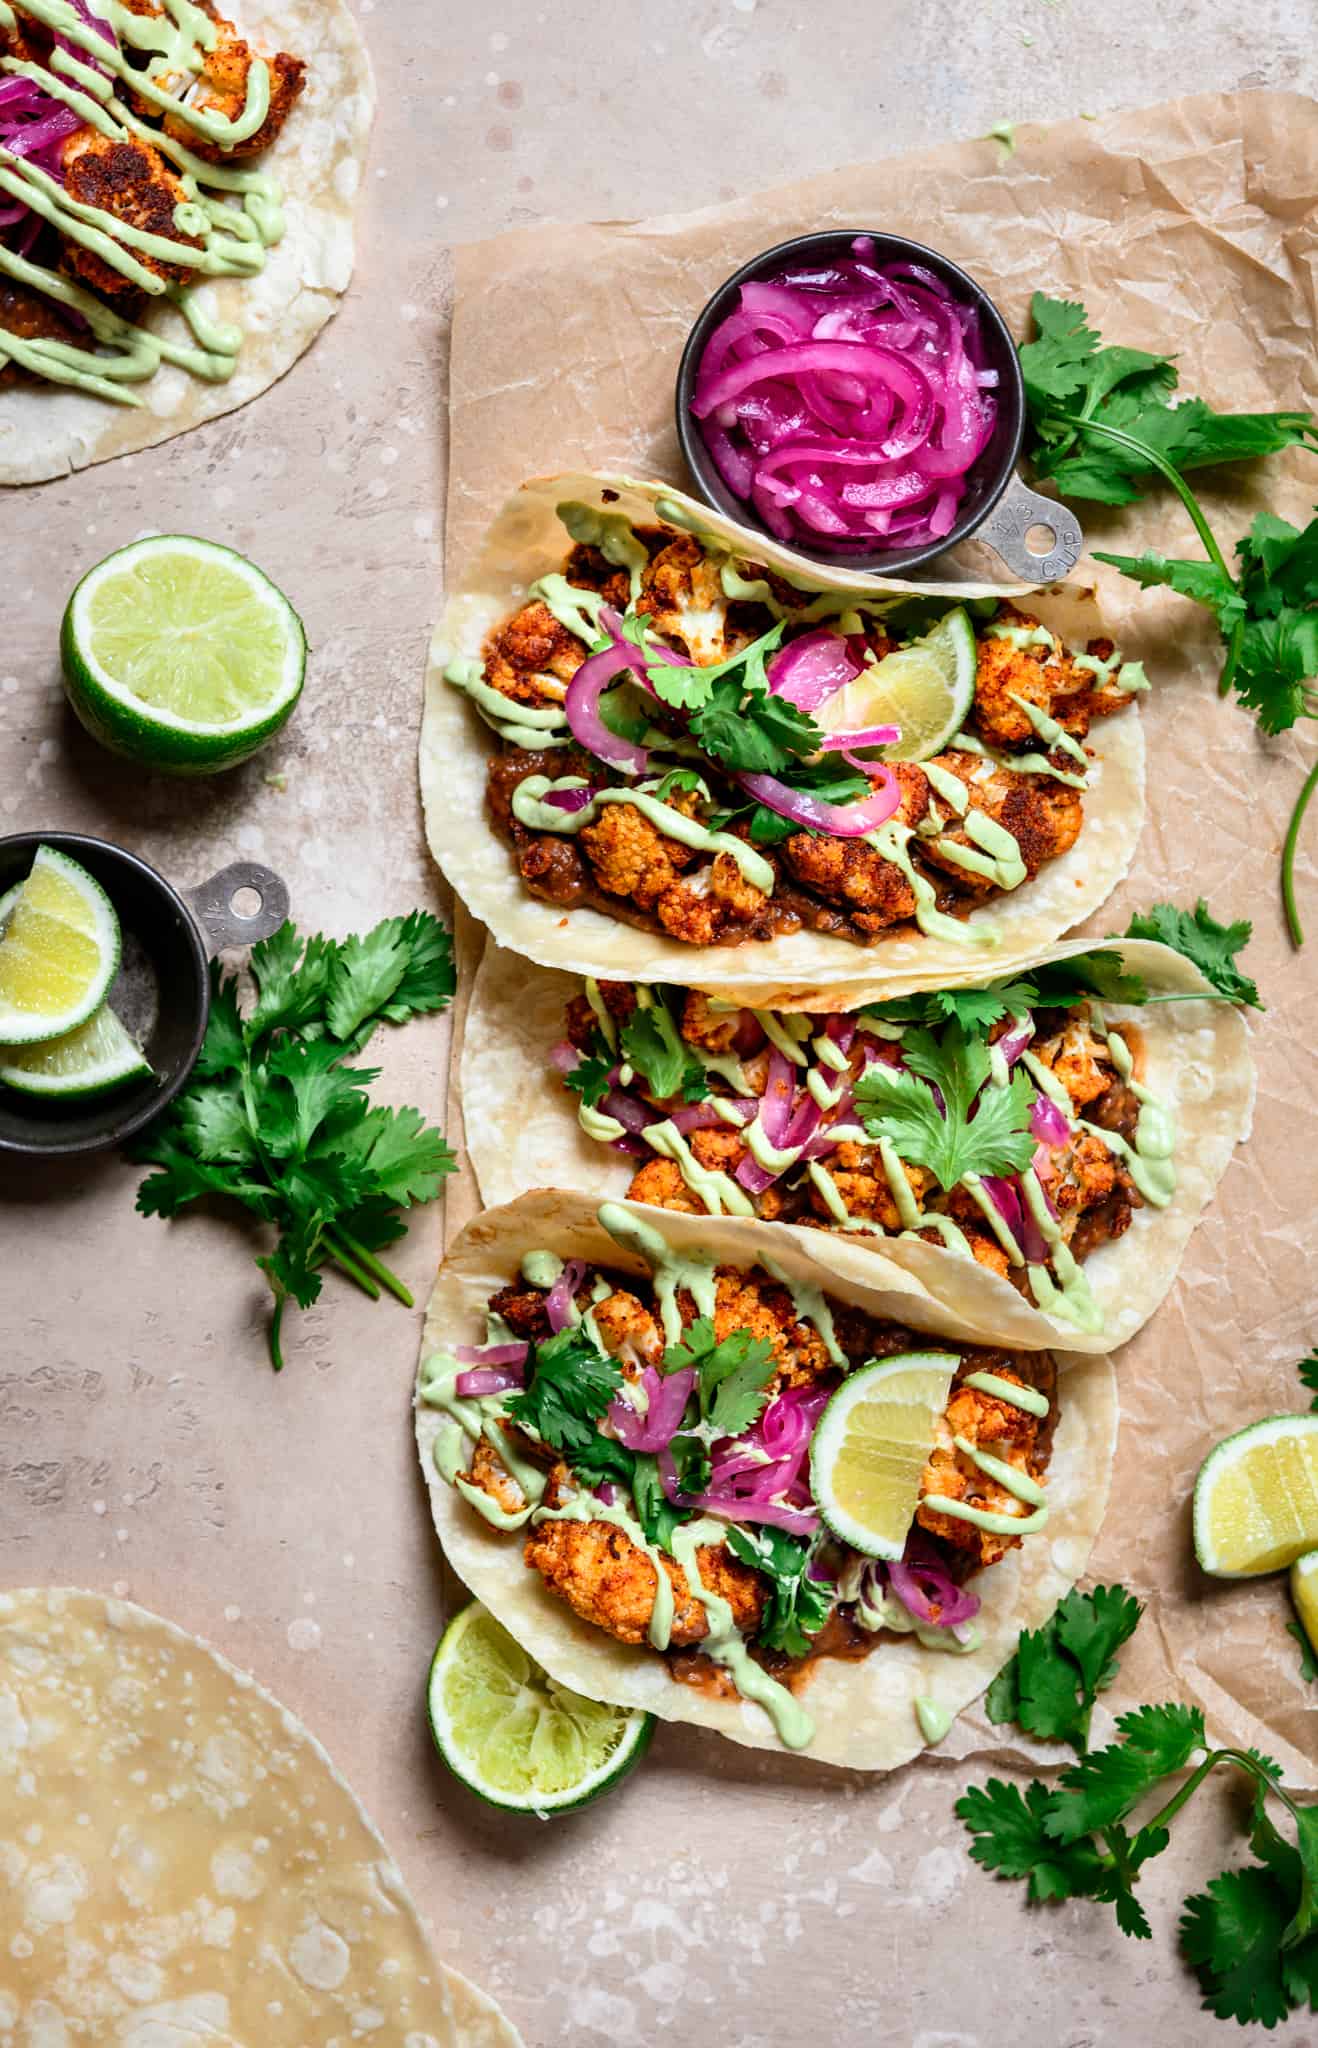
[
  {"x1": 0, "y1": 0, "x2": 373, "y2": 485},
  {"x1": 461, "y1": 936, "x2": 1253, "y2": 1354},
  {"x1": 414, "y1": 1190, "x2": 1117, "y2": 1770},
  {"x1": 0, "y1": 1586, "x2": 524, "y2": 2046},
  {"x1": 421, "y1": 473, "x2": 1146, "y2": 1006}
]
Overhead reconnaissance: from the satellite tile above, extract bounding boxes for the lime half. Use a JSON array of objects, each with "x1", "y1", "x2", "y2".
[
  {"x1": 61, "y1": 535, "x2": 306, "y2": 776},
  {"x1": 819, "y1": 606, "x2": 976, "y2": 762},
  {"x1": 1193, "y1": 1414, "x2": 1318, "y2": 1579},
  {"x1": 427, "y1": 1602, "x2": 653, "y2": 1817},
  {"x1": 0, "y1": 846, "x2": 120, "y2": 1045},
  {"x1": 810, "y1": 1351, "x2": 959, "y2": 1560},
  {"x1": 0, "y1": 1003, "x2": 151, "y2": 1099}
]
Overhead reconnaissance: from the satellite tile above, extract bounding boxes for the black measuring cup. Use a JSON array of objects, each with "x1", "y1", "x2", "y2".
[{"x1": 0, "y1": 831, "x2": 287, "y2": 1160}]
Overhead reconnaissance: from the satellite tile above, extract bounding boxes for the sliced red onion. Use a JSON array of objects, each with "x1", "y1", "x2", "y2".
[
  {"x1": 765, "y1": 628, "x2": 863, "y2": 711},
  {"x1": 595, "y1": 1481, "x2": 619, "y2": 1506},
  {"x1": 609, "y1": 1364, "x2": 696, "y2": 1454},
  {"x1": 818, "y1": 723, "x2": 901, "y2": 752},
  {"x1": 666, "y1": 1097, "x2": 759, "y2": 1134},
  {"x1": 996, "y1": 1015, "x2": 1035, "y2": 1068},
  {"x1": 887, "y1": 1544, "x2": 982, "y2": 1628},
  {"x1": 454, "y1": 1364, "x2": 525, "y2": 1397},
  {"x1": 698, "y1": 1497, "x2": 820, "y2": 1534},
  {"x1": 978, "y1": 1175, "x2": 1025, "y2": 1248},
  {"x1": 545, "y1": 1258, "x2": 587, "y2": 1334},
  {"x1": 543, "y1": 784, "x2": 595, "y2": 814},
  {"x1": 454, "y1": 1341, "x2": 529, "y2": 1369},
  {"x1": 1030, "y1": 1094, "x2": 1071, "y2": 1147},
  {"x1": 1018, "y1": 1171, "x2": 1059, "y2": 1264},
  {"x1": 738, "y1": 767, "x2": 902, "y2": 837},
  {"x1": 549, "y1": 1038, "x2": 581, "y2": 1076},
  {"x1": 564, "y1": 641, "x2": 651, "y2": 775},
  {"x1": 602, "y1": 1087, "x2": 658, "y2": 1135}
]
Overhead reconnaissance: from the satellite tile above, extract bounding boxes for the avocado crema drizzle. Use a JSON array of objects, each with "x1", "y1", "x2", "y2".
[
  {"x1": 446, "y1": 511, "x2": 1150, "y2": 946},
  {"x1": 419, "y1": 1205, "x2": 1054, "y2": 1752},
  {"x1": 0, "y1": 0, "x2": 286, "y2": 400},
  {"x1": 570, "y1": 979, "x2": 1177, "y2": 1337}
]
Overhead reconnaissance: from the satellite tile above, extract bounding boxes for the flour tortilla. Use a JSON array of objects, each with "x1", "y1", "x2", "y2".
[
  {"x1": 414, "y1": 1189, "x2": 1118, "y2": 1772},
  {"x1": 0, "y1": 1586, "x2": 523, "y2": 2047},
  {"x1": 420, "y1": 472, "x2": 1146, "y2": 1007},
  {"x1": 0, "y1": 0, "x2": 374, "y2": 486},
  {"x1": 460, "y1": 935, "x2": 1254, "y2": 1356}
]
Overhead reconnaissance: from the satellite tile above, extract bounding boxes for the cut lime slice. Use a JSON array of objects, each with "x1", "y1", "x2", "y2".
[
  {"x1": 426, "y1": 1602, "x2": 653, "y2": 1816},
  {"x1": 1193, "y1": 1414, "x2": 1318, "y2": 1578},
  {"x1": 0, "y1": 1002, "x2": 151, "y2": 1098},
  {"x1": 1291, "y1": 1550, "x2": 1318, "y2": 1662},
  {"x1": 810, "y1": 1350, "x2": 960, "y2": 1560},
  {"x1": 818, "y1": 606, "x2": 977, "y2": 763},
  {"x1": 61, "y1": 535, "x2": 306, "y2": 776},
  {"x1": 0, "y1": 845, "x2": 120, "y2": 1046}
]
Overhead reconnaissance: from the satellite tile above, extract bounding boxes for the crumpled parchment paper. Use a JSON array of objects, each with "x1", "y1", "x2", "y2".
[{"x1": 439, "y1": 89, "x2": 1318, "y2": 1785}]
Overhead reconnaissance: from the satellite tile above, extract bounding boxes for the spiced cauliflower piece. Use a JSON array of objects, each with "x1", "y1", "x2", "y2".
[
  {"x1": 916, "y1": 1355, "x2": 1054, "y2": 1569},
  {"x1": 59, "y1": 130, "x2": 200, "y2": 297}
]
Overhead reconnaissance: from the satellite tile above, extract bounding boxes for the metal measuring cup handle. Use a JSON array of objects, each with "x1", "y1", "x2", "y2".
[
  {"x1": 977, "y1": 475, "x2": 1085, "y2": 583},
  {"x1": 184, "y1": 861, "x2": 290, "y2": 952}
]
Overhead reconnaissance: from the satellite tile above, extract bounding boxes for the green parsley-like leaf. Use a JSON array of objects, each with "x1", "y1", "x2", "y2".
[
  {"x1": 956, "y1": 1778, "x2": 1106, "y2": 1903},
  {"x1": 667, "y1": 1431, "x2": 712, "y2": 1497},
  {"x1": 620, "y1": 995, "x2": 691, "y2": 1102},
  {"x1": 259, "y1": 1038, "x2": 373, "y2": 1159},
  {"x1": 174, "y1": 1077, "x2": 256, "y2": 1166},
  {"x1": 562, "y1": 1033, "x2": 615, "y2": 1109},
  {"x1": 1122, "y1": 900, "x2": 1262, "y2": 1008},
  {"x1": 630, "y1": 1450, "x2": 690, "y2": 1553},
  {"x1": 1181, "y1": 1867, "x2": 1304, "y2": 2028},
  {"x1": 193, "y1": 966, "x2": 246, "y2": 1077},
  {"x1": 690, "y1": 673, "x2": 823, "y2": 775},
  {"x1": 1090, "y1": 549, "x2": 1245, "y2": 633},
  {"x1": 325, "y1": 1102, "x2": 456, "y2": 1207},
  {"x1": 857, "y1": 1022, "x2": 1036, "y2": 1191},
  {"x1": 1299, "y1": 1353, "x2": 1318, "y2": 1412},
  {"x1": 664, "y1": 1317, "x2": 777, "y2": 1438},
  {"x1": 568, "y1": 1432, "x2": 637, "y2": 1492},
  {"x1": 987, "y1": 1585, "x2": 1143, "y2": 1750},
  {"x1": 1045, "y1": 1703, "x2": 1206, "y2": 1844},
  {"x1": 1054, "y1": 1582, "x2": 1145, "y2": 1699},
  {"x1": 246, "y1": 924, "x2": 338, "y2": 1043},
  {"x1": 506, "y1": 1326, "x2": 623, "y2": 1455},
  {"x1": 726, "y1": 1526, "x2": 834, "y2": 1659},
  {"x1": 325, "y1": 924, "x2": 410, "y2": 1043}
]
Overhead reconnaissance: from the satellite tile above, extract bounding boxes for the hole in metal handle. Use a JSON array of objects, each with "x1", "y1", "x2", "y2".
[
  {"x1": 978, "y1": 476, "x2": 1084, "y2": 583},
  {"x1": 185, "y1": 862, "x2": 290, "y2": 954}
]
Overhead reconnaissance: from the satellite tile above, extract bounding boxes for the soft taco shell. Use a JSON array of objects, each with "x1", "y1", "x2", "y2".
[
  {"x1": 420, "y1": 472, "x2": 1146, "y2": 1006},
  {"x1": 0, "y1": 0, "x2": 374, "y2": 486},
  {"x1": 460, "y1": 936, "x2": 1253, "y2": 1356},
  {"x1": 0, "y1": 1586, "x2": 524, "y2": 2047},
  {"x1": 413, "y1": 1189, "x2": 1117, "y2": 1772}
]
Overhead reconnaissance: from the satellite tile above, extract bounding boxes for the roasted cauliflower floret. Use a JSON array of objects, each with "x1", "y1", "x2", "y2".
[
  {"x1": 579, "y1": 800, "x2": 700, "y2": 909},
  {"x1": 565, "y1": 980, "x2": 637, "y2": 1051},
  {"x1": 807, "y1": 1139, "x2": 933, "y2": 1230},
  {"x1": 916, "y1": 1356, "x2": 1054, "y2": 1568},
  {"x1": 460, "y1": 1432, "x2": 529, "y2": 1518},
  {"x1": 920, "y1": 748, "x2": 1083, "y2": 884},
  {"x1": 482, "y1": 600, "x2": 587, "y2": 708},
  {"x1": 158, "y1": 5, "x2": 306, "y2": 162},
  {"x1": 524, "y1": 1466, "x2": 764, "y2": 1647},
  {"x1": 1030, "y1": 1016, "x2": 1115, "y2": 1112},
  {"x1": 781, "y1": 762, "x2": 930, "y2": 925},
  {"x1": 634, "y1": 534, "x2": 730, "y2": 664},
  {"x1": 626, "y1": 1157, "x2": 705, "y2": 1215},
  {"x1": 705, "y1": 1268, "x2": 833, "y2": 1390},
  {"x1": 59, "y1": 130, "x2": 199, "y2": 297},
  {"x1": 589, "y1": 1287, "x2": 664, "y2": 1373},
  {"x1": 654, "y1": 851, "x2": 773, "y2": 946},
  {"x1": 680, "y1": 991, "x2": 755, "y2": 1056},
  {"x1": 1049, "y1": 1129, "x2": 1120, "y2": 1234}
]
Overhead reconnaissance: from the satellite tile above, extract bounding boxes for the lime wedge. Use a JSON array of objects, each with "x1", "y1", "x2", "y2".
[
  {"x1": 61, "y1": 536, "x2": 305, "y2": 776},
  {"x1": 1193, "y1": 1415, "x2": 1318, "y2": 1578},
  {"x1": 1291, "y1": 1550, "x2": 1318, "y2": 1662},
  {"x1": 819, "y1": 606, "x2": 977, "y2": 762},
  {"x1": 810, "y1": 1351, "x2": 960, "y2": 1560},
  {"x1": 0, "y1": 846, "x2": 120, "y2": 1045},
  {"x1": 0, "y1": 1002, "x2": 151, "y2": 1099},
  {"x1": 426, "y1": 1602, "x2": 653, "y2": 1816}
]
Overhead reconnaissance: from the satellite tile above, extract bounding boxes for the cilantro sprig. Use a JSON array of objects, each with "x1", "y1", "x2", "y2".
[
  {"x1": 1020, "y1": 292, "x2": 1318, "y2": 945},
  {"x1": 620, "y1": 992, "x2": 709, "y2": 1103},
  {"x1": 507, "y1": 1326, "x2": 622, "y2": 1452},
  {"x1": 959, "y1": 1586, "x2": 1318, "y2": 2025},
  {"x1": 726, "y1": 1525, "x2": 835, "y2": 1659},
  {"x1": 663, "y1": 1316, "x2": 777, "y2": 1439},
  {"x1": 131, "y1": 914, "x2": 455, "y2": 1371},
  {"x1": 855, "y1": 1020, "x2": 1037, "y2": 1191}
]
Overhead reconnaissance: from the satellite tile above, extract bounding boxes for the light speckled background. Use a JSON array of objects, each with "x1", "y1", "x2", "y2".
[{"x1": 3, "y1": 6, "x2": 1316, "y2": 2043}]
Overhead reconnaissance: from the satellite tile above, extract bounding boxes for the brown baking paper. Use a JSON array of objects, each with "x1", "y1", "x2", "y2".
[{"x1": 437, "y1": 90, "x2": 1318, "y2": 1788}]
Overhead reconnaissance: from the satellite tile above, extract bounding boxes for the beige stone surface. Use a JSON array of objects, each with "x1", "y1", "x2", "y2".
[{"x1": 3, "y1": 5, "x2": 1317, "y2": 2043}]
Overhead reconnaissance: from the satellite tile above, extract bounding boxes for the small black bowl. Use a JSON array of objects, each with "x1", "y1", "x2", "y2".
[
  {"x1": 0, "y1": 833, "x2": 286, "y2": 1160},
  {"x1": 675, "y1": 229, "x2": 1027, "y2": 578}
]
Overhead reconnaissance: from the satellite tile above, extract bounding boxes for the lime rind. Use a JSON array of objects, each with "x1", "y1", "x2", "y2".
[
  {"x1": 0, "y1": 845, "x2": 121, "y2": 1046},
  {"x1": 61, "y1": 535, "x2": 306, "y2": 776},
  {"x1": 1291, "y1": 1549, "x2": 1318, "y2": 1659},
  {"x1": 818, "y1": 606, "x2": 977, "y2": 764},
  {"x1": 0, "y1": 1002, "x2": 152, "y2": 1098},
  {"x1": 1192, "y1": 1413, "x2": 1318, "y2": 1579},
  {"x1": 426, "y1": 1602, "x2": 653, "y2": 1816},
  {"x1": 810, "y1": 1349, "x2": 960, "y2": 1561}
]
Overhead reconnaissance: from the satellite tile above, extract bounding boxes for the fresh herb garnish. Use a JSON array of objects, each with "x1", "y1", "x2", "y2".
[
  {"x1": 1122, "y1": 900, "x2": 1263, "y2": 1009},
  {"x1": 620, "y1": 993, "x2": 708, "y2": 1103},
  {"x1": 562, "y1": 1026, "x2": 614, "y2": 1108},
  {"x1": 855, "y1": 1021, "x2": 1037, "y2": 1191},
  {"x1": 726, "y1": 1525, "x2": 835, "y2": 1658},
  {"x1": 689, "y1": 673, "x2": 823, "y2": 776},
  {"x1": 506, "y1": 1325, "x2": 622, "y2": 1454},
  {"x1": 1020, "y1": 291, "x2": 1318, "y2": 945},
  {"x1": 859, "y1": 947, "x2": 1147, "y2": 1037},
  {"x1": 960, "y1": 1584, "x2": 1318, "y2": 2024},
  {"x1": 664, "y1": 1316, "x2": 777, "y2": 1439},
  {"x1": 715, "y1": 759, "x2": 871, "y2": 844},
  {"x1": 631, "y1": 1449, "x2": 690, "y2": 1552},
  {"x1": 132, "y1": 914, "x2": 455, "y2": 1371},
  {"x1": 1299, "y1": 1351, "x2": 1318, "y2": 1412}
]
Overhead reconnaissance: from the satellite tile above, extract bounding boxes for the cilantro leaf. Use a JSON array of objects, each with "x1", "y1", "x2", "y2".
[
  {"x1": 325, "y1": 924, "x2": 410, "y2": 1043},
  {"x1": 620, "y1": 994, "x2": 701, "y2": 1102},
  {"x1": 324, "y1": 1102, "x2": 456, "y2": 1207},
  {"x1": 664, "y1": 1316, "x2": 776, "y2": 1438},
  {"x1": 562, "y1": 1034, "x2": 615, "y2": 1108},
  {"x1": 259, "y1": 1038, "x2": 373, "y2": 1158},
  {"x1": 1045, "y1": 1704, "x2": 1206, "y2": 1844},
  {"x1": 630, "y1": 1450, "x2": 690, "y2": 1553},
  {"x1": 246, "y1": 925, "x2": 338, "y2": 1043},
  {"x1": 1122, "y1": 900, "x2": 1262, "y2": 1008},
  {"x1": 718, "y1": 760, "x2": 870, "y2": 845},
  {"x1": 725, "y1": 1526, "x2": 834, "y2": 1658},
  {"x1": 568, "y1": 1432, "x2": 638, "y2": 1491},
  {"x1": 133, "y1": 1134, "x2": 267, "y2": 1218},
  {"x1": 506, "y1": 1326, "x2": 623, "y2": 1454},
  {"x1": 1299, "y1": 1352, "x2": 1318, "y2": 1412},
  {"x1": 174, "y1": 1077, "x2": 257, "y2": 1166},
  {"x1": 667, "y1": 1431, "x2": 712, "y2": 1497},
  {"x1": 1181, "y1": 1868, "x2": 1304, "y2": 2028},
  {"x1": 193, "y1": 967, "x2": 246, "y2": 1077},
  {"x1": 857, "y1": 1022, "x2": 1036, "y2": 1191},
  {"x1": 1023, "y1": 950, "x2": 1149, "y2": 1009},
  {"x1": 984, "y1": 1585, "x2": 1143, "y2": 1750},
  {"x1": 956, "y1": 1778, "x2": 1106, "y2": 1903},
  {"x1": 1090, "y1": 549, "x2": 1245, "y2": 632},
  {"x1": 689, "y1": 674, "x2": 823, "y2": 775}
]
